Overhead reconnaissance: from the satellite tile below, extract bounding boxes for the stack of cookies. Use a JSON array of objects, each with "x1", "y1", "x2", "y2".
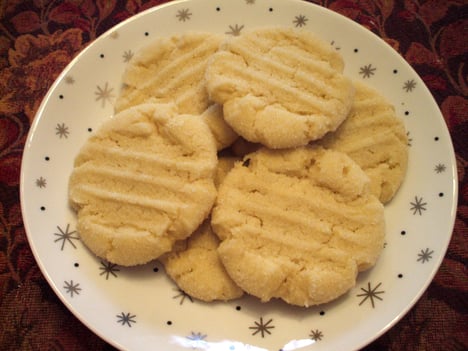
[{"x1": 69, "y1": 27, "x2": 408, "y2": 307}]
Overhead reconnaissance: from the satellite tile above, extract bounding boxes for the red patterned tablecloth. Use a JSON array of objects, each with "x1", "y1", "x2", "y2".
[{"x1": 1, "y1": 1, "x2": 467, "y2": 350}]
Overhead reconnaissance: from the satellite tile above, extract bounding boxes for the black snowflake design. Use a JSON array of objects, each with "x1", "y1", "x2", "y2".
[
  {"x1": 55, "y1": 123, "x2": 70, "y2": 138},
  {"x1": 417, "y1": 248, "x2": 434, "y2": 263},
  {"x1": 95, "y1": 82, "x2": 114, "y2": 107},
  {"x1": 226, "y1": 24, "x2": 244, "y2": 36},
  {"x1": 99, "y1": 261, "x2": 120, "y2": 279},
  {"x1": 35, "y1": 177, "x2": 46, "y2": 188},
  {"x1": 123, "y1": 50, "x2": 134, "y2": 62},
  {"x1": 357, "y1": 282, "x2": 384, "y2": 308},
  {"x1": 116, "y1": 312, "x2": 136, "y2": 327},
  {"x1": 249, "y1": 317, "x2": 275, "y2": 338},
  {"x1": 63, "y1": 280, "x2": 81, "y2": 297},
  {"x1": 403, "y1": 79, "x2": 416, "y2": 92},
  {"x1": 359, "y1": 64, "x2": 376, "y2": 78},
  {"x1": 434, "y1": 163, "x2": 446, "y2": 173},
  {"x1": 176, "y1": 8, "x2": 192, "y2": 22},
  {"x1": 293, "y1": 14, "x2": 308, "y2": 27},
  {"x1": 173, "y1": 288, "x2": 193, "y2": 305},
  {"x1": 53, "y1": 224, "x2": 79, "y2": 250},
  {"x1": 309, "y1": 329, "x2": 323, "y2": 341},
  {"x1": 410, "y1": 196, "x2": 427, "y2": 215}
]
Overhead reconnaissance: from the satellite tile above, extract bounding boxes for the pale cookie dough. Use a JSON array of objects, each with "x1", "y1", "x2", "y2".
[
  {"x1": 115, "y1": 32, "x2": 237, "y2": 150},
  {"x1": 205, "y1": 27, "x2": 355, "y2": 149},
  {"x1": 201, "y1": 104, "x2": 238, "y2": 150},
  {"x1": 69, "y1": 103, "x2": 218, "y2": 266},
  {"x1": 115, "y1": 32, "x2": 222, "y2": 114},
  {"x1": 211, "y1": 146, "x2": 385, "y2": 307},
  {"x1": 160, "y1": 155, "x2": 243, "y2": 302},
  {"x1": 316, "y1": 80, "x2": 408, "y2": 203},
  {"x1": 160, "y1": 219, "x2": 244, "y2": 302}
]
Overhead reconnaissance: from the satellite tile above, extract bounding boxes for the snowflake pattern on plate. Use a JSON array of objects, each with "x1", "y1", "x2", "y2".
[
  {"x1": 35, "y1": 177, "x2": 46, "y2": 188},
  {"x1": 249, "y1": 317, "x2": 274, "y2": 338},
  {"x1": 330, "y1": 40, "x2": 341, "y2": 50},
  {"x1": 226, "y1": 24, "x2": 244, "y2": 36},
  {"x1": 53, "y1": 224, "x2": 79, "y2": 250},
  {"x1": 410, "y1": 196, "x2": 427, "y2": 215},
  {"x1": 357, "y1": 282, "x2": 385, "y2": 308},
  {"x1": 434, "y1": 163, "x2": 446, "y2": 173},
  {"x1": 95, "y1": 82, "x2": 114, "y2": 107},
  {"x1": 176, "y1": 8, "x2": 192, "y2": 21},
  {"x1": 359, "y1": 64, "x2": 376, "y2": 78},
  {"x1": 64, "y1": 75, "x2": 75, "y2": 84},
  {"x1": 403, "y1": 79, "x2": 417, "y2": 92},
  {"x1": 99, "y1": 261, "x2": 120, "y2": 279},
  {"x1": 172, "y1": 288, "x2": 193, "y2": 305},
  {"x1": 55, "y1": 123, "x2": 70, "y2": 139},
  {"x1": 63, "y1": 280, "x2": 81, "y2": 297},
  {"x1": 309, "y1": 329, "x2": 324, "y2": 341},
  {"x1": 117, "y1": 312, "x2": 136, "y2": 327},
  {"x1": 186, "y1": 331, "x2": 207, "y2": 348},
  {"x1": 406, "y1": 131, "x2": 413, "y2": 146},
  {"x1": 122, "y1": 50, "x2": 134, "y2": 62},
  {"x1": 417, "y1": 248, "x2": 434, "y2": 263},
  {"x1": 293, "y1": 14, "x2": 308, "y2": 27}
]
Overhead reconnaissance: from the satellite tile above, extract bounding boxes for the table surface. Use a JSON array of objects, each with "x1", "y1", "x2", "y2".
[{"x1": 1, "y1": 1, "x2": 467, "y2": 350}]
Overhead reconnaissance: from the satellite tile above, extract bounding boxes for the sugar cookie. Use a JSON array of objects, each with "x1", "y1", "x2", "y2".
[
  {"x1": 160, "y1": 156, "x2": 243, "y2": 301},
  {"x1": 316, "y1": 80, "x2": 408, "y2": 203},
  {"x1": 69, "y1": 103, "x2": 217, "y2": 266},
  {"x1": 115, "y1": 32, "x2": 237, "y2": 150},
  {"x1": 211, "y1": 146, "x2": 385, "y2": 306},
  {"x1": 205, "y1": 27, "x2": 354, "y2": 149}
]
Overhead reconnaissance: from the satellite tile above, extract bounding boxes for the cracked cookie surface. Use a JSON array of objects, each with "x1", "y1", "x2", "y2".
[
  {"x1": 205, "y1": 27, "x2": 354, "y2": 149},
  {"x1": 315, "y1": 80, "x2": 408, "y2": 203},
  {"x1": 211, "y1": 146, "x2": 385, "y2": 306},
  {"x1": 68, "y1": 103, "x2": 218, "y2": 266},
  {"x1": 160, "y1": 156, "x2": 243, "y2": 301},
  {"x1": 115, "y1": 31, "x2": 237, "y2": 150}
]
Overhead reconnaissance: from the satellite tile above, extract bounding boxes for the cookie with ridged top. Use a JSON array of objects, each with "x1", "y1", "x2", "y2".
[
  {"x1": 160, "y1": 156, "x2": 243, "y2": 302},
  {"x1": 205, "y1": 27, "x2": 354, "y2": 149},
  {"x1": 316, "y1": 80, "x2": 408, "y2": 203},
  {"x1": 115, "y1": 32, "x2": 222, "y2": 114},
  {"x1": 115, "y1": 32, "x2": 237, "y2": 150},
  {"x1": 69, "y1": 103, "x2": 218, "y2": 266},
  {"x1": 211, "y1": 146, "x2": 385, "y2": 306},
  {"x1": 160, "y1": 219, "x2": 244, "y2": 302}
]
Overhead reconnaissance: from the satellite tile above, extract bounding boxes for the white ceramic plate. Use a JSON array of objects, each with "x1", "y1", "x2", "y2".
[{"x1": 20, "y1": 0, "x2": 458, "y2": 350}]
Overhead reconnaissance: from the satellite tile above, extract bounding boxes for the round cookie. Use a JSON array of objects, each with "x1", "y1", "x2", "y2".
[
  {"x1": 115, "y1": 32, "x2": 222, "y2": 114},
  {"x1": 69, "y1": 103, "x2": 218, "y2": 266},
  {"x1": 115, "y1": 32, "x2": 237, "y2": 150},
  {"x1": 211, "y1": 146, "x2": 385, "y2": 307},
  {"x1": 316, "y1": 80, "x2": 408, "y2": 203},
  {"x1": 160, "y1": 220, "x2": 244, "y2": 302},
  {"x1": 160, "y1": 156, "x2": 243, "y2": 302},
  {"x1": 205, "y1": 27, "x2": 355, "y2": 149}
]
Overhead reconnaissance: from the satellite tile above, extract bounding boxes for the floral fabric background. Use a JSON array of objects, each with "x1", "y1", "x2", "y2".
[{"x1": 0, "y1": 0, "x2": 467, "y2": 350}]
